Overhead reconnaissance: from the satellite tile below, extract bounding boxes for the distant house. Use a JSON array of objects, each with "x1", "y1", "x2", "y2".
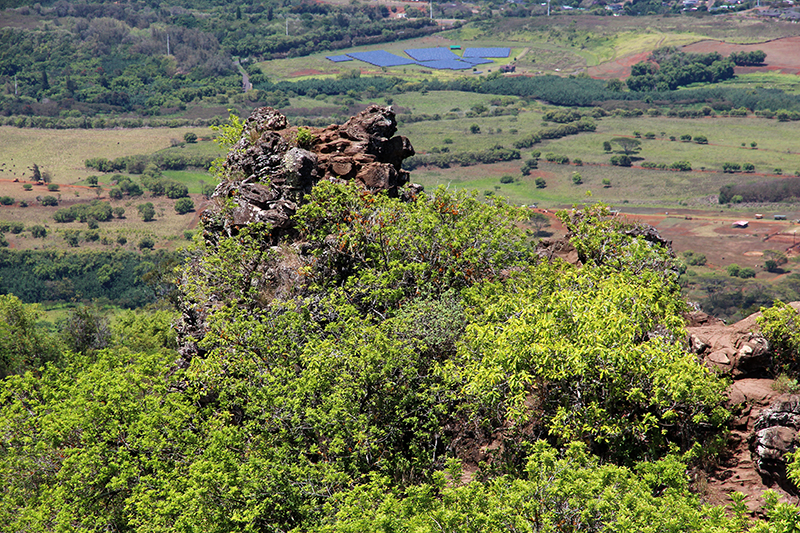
[{"x1": 732, "y1": 220, "x2": 749, "y2": 228}]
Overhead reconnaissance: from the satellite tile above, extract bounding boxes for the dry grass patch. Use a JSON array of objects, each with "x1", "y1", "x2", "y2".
[{"x1": 0, "y1": 126, "x2": 206, "y2": 184}]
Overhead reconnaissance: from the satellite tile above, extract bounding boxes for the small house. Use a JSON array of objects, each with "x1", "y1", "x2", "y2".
[{"x1": 732, "y1": 220, "x2": 749, "y2": 228}]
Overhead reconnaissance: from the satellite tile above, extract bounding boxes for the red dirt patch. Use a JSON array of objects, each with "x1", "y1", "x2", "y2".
[
  {"x1": 587, "y1": 51, "x2": 652, "y2": 80},
  {"x1": 589, "y1": 36, "x2": 800, "y2": 80},
  {"x1": 613, "y1": 209, "x2": 800, "y2": 272},
  {"x1": 681, "y1": 36, "x2": 800, "y2": 74},
  {"x1": 289, "y1": 69, "x2": 325, "y2": 77}
]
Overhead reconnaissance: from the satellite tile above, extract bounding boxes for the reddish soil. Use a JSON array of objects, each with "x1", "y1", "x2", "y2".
[
  {"x1": 615, "y1": 209, "x2": 800, "y2": 274},
  {"x1": 589, "y1": 36, "x2": 800, "y2": 79},
  {"x1": 289, "y1": 69, "x2": 325, "y2": 77},
  {"x1": 682, "y1": 36, "x2": 800, "y2": 75},
  {"x1": 587, "y1": 50, "x2": 652, "y2": 80}
]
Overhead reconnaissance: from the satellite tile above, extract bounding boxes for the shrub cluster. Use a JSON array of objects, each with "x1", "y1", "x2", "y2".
[
  {"x1": 403, "y1": 145, "x2": 520, "y2": 170},
  {"x1": 53, "y1": 201, "x2": 114, "y2": 224},
  {"x1": 720, "y1": 177, "x2": 800, "y2": 203},
  {"x1": 513, "y1": 118, "x2": 596, "y2": 149}
]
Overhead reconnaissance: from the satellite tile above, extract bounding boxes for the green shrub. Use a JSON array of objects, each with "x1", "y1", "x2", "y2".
[
  {"x1": 682, "y1": 251, "x2": 706, "y2": 266},
  {"x1": 610, "y1": 155, "x2": 632, "y2": 167},
  {"x1": 29, "y1": 225, "x2": 46, "y2": 238},
  {"x1": 174, "y1": 198, "x2": 195, "y2": 214}
]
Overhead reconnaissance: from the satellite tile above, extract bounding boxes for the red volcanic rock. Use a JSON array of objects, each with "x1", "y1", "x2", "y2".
[{"x1": 202, "y1": 105, "x2": 416, "y2": 242}]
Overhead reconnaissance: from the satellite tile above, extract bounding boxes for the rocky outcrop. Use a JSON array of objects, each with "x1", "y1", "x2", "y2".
[
  {"x1": 688, "y1": 311, "x2": 771, "y2": 378},
  {"x1": 534, "y1": 237, "x2": 582, "y2": 267},
  {"x1": 753, "y1": 398, "x2": 800, "y2": 492},
  {"x1": 202, "y1": 105, "x2": 415, "y2": 243},
  {"x1": 177, "y1": 106, "x2": 418, "y2": 365},
  {"x1": 688, "y1": 303, "x2": 800, "y2": 511}
]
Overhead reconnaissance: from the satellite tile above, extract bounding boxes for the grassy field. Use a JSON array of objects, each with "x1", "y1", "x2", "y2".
[
  {"x1": 0, "y1": 127, "x2": 220, "y2": 252},
  {"x1": 0, "y1": 126, "x2": 216, "y2": 184},
  {"x1": 708, "y1": 71, "x2": 800, "y2": 95},
  {"x1": 405, "y1": 112, "x2": 800, "y2": 211}
]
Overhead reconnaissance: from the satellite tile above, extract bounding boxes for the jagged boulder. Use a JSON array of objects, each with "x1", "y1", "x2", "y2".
[
  {"x1": 203, "y1": 105, "x2": 415, "y2": 242},
  {"x1": 688, "y1": 311, "x2": 771, "y2": 378},
  {"x1": 752, "y1": 398, "x2": 800, "y2": 493},
  {"x1": 689, "y1": 303, "x2": 800, "y2": 508}
]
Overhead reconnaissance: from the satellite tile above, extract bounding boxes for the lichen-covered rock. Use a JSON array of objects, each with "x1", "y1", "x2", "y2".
[
  {"x1": 751, "y1": 398, "x2": 800, "y2": 493},
  {"x1": 205, "y1": 105, "x2": 415, "y2": 242}
]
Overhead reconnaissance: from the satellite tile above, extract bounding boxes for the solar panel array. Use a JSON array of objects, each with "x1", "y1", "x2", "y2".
[
  {"x1": 338, "y1": 47, "x2": 508, "y2": 70},
  {"x1": 463, "y1": 47, "x2": 511, "y2": 58},
  {"x1": 417, "y1": 59, "x2": 473, "y2": 70},
  {"x1": 347, "y1": 50, "x2": 415, "y2": 67},
  {"x1": 404, "y1": 47, "x2": 460, "y2": 62},
  {"x1": 326, "y1": 55, "x2": 353, "y2": 63},
  {"x1": 462, "y1": 57, "x2": 494, "y2": 65}
]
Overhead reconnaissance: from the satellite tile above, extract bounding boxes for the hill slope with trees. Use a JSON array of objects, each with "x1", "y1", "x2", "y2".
[{"x1": 4, "y1": 107, "x2": 800, "y2": 531}]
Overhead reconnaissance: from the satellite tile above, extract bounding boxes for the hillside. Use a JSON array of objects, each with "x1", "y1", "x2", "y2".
[{"x1": 4, "y1": 105, "x2": 800, "y2": 531}]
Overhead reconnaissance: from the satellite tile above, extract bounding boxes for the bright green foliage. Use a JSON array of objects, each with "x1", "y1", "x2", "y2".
[
  {"x1": 295, "y1": 126, "x2": 317, "y2": 149},
  {"x1": 0, "y1": 294, "x2": 62, "y2": 378},
  {"x1": 0, "y1": 186, "x2": 778, "y2": 531},
  {"x1": 0, "y1": 348, "x2": 197, "y2": 532},
  {"x1": 459, "y1": 261, "x2": 726, "y2": 458},
  {"x1": 294, "y1": 183, "x2": 533, "y2": 306},
  {"x1": 758, "y1": 301, "x2": 800, "y2": 374},
  {"x1": 316, "y1": 442, "x2": 747, "y2": 533},
  {"x1": 210, "y1": 112, "x2": 245, "y2": 178}
]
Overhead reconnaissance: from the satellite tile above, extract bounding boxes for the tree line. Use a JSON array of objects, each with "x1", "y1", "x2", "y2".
[
  {"x1": 0, "y1": 248, "x2": 178, "y2": 307},
  {"x1": 719, "y1": 176, "x2": 800, "y2": 204}
]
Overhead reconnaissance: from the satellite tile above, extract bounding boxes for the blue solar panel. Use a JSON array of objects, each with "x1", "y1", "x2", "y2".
[
  {"x1": 404, "y1": 47, "x2": 459, "y2": 62},
  {"x1": 326, "y1": 55, "x2": 353, "y2": 62},
  {"x1": 416, "y1": 59, "x2": 473, "y2": 70},
  {"x1": 462, "y1": 57, "x2": 494, "y2": 65},
  {"x1": 347, "y1": 51, "x2": 415, "y2": 67},
  {"x1": 463, "y1": 47, "x2": 511, "y2": 58}
]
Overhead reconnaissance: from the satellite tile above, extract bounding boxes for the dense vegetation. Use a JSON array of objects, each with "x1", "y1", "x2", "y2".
[
  {"x1": 0, "y1": 248, "x2": 177, "y2": 307},
  {"x1": 626, "y1": 48, "x2": 735, "y2": 92},
  {"x1": 719, "y1": 177, "x2": 800, "y2": 204},
  {"x1": 0, "y1": 176, "x2": 774, "y2": 530},
  {"x1": 0, "y1": 0, "x2": 438, "y2": 121}
]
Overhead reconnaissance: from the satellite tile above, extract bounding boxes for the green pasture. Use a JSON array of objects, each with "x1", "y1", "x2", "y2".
[
  {"x1": 399, "y1": 114, "x2": 544, "y2": 153},
  {"x1": 161, "y1": 170, "x2": 215, "y2": 194},
  {"x1": 708, "y1": 72, "x2": 800, "y2": 96},
  {"x1": 0, "y1": 126, "x2": 213, "y2": 184},
  {"x1": 409, "y1": 154, "x2": 782, "y2": 210},
  {"x1": 408, "y1": 112, "x2": 800, "y2": 209},
  {"x1": 582, "y1": 116, "x2": 800, "y2": 172}
]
